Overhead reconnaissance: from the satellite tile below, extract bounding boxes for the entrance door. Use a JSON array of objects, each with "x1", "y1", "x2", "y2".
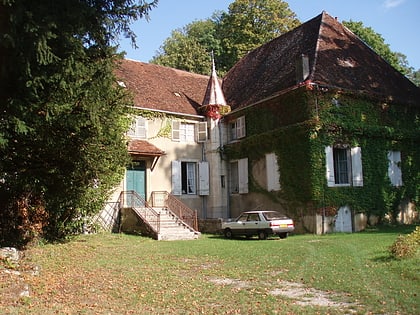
[{"x1": 126, "y1": 161, "x2": 146, "y2": 200}]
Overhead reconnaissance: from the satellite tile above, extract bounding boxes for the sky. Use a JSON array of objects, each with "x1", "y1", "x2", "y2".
[{"x1": 118, "y1": 0, "x2": 420, "y2": 70}]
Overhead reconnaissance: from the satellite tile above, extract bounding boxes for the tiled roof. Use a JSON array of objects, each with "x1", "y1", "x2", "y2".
[
  {"x1": 128, "y1": 140, "x2": 165, "y2": 157},
  {"x1": 223, "y1": 11, "x2": 420, "y2": 109},
  {"x1": 115, "y1": 59, "x2": 211, "y2": 116}
]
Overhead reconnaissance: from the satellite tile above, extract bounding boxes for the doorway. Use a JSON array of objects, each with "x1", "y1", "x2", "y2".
[{"x1": 126, "y1": 161, "x2": 146, "y2": 200}]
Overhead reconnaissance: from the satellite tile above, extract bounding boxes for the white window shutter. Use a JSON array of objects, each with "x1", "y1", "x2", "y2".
[
  {"x1": 388, "y1": 151, "x2": 402, "y2": 186},
  {"x1": 198, "y1": 161, "x2": 210, "y2": 195},
  {"x1": 172, "y1": 120, "x2": 180, "y2": 141},
  {"x1": 351, "y1": 147, "x2": 363, "y2": 187},
  {"x1": 266, "y1": 153, "x2": 281, "y2": 191},
  {"x1": 171, "y1": 160, "x2": 182, "y2": 195},
  {"x1": 197, "y1": 122, "x2": 207, "y2": 143},
  {"x1": 136, "y1": 117, "x2": 147, "y2": 139},
  {"x1": 236, "y1": 116, "x2": 245, "y2": 139},
  {"x1": 238, "y1": 158, "x2": 248, "y2": 194},
  {"x1": 325, "y1": 146, "x2": 335, "y2": 187}
]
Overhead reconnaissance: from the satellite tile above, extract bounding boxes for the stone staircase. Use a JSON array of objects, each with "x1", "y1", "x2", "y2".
[{"x1": 156, "y1": 208, "x2": 200, "y2": 241}]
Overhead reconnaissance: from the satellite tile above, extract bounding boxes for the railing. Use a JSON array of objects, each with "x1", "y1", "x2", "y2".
[
  {"x1": 119, "y1": 190, "x2": 160, "y2": 234},
  {"x1": 93, "y1": 201, "x2": 120, "y2": 232},
  {"x1": 151, "y1": 191, "x2": 198, "y2": 231}
]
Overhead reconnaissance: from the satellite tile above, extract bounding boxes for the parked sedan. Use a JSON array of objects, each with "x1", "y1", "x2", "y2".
[{"x1": 221, "y1": 210, "x2": 294, "y2": 240}]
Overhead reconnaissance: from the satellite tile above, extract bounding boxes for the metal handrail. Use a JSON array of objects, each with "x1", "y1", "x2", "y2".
[
  {"x1": 92, "y1": 201, "x2": 120, "y2": 232},
  {"x1": 151, "y1": 191, "x2": 198, "y2": 231},
  {"x1": 119, "y1": 190, "x2": 160, "y2": 234}
]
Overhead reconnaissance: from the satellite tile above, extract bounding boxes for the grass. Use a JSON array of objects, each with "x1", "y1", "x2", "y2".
[{"x1": 1, "y1": 225, "x2": 419, "y2": 314}]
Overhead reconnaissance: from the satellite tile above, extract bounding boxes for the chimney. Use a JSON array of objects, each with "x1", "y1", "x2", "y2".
[{"x1": 296, "y1": 54, "x2": 309, "y2": 83}]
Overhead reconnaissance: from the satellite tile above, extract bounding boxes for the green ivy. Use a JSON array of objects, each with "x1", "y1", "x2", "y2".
[{"x1": 224, "y1": 87, "x2": 420, "y2": 219}]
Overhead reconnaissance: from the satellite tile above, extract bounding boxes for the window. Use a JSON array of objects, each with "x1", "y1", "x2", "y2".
[
  {"x1": 128, "y1": 117, "x2": 147, "y2": 139},
  {"x1": 388, "y1": 151, "x2": 402, "y2": 186},
  {"x1": 230, "y1": 158, "x2": 248, "y2": 194},
  {"x1": 182, "y1": 162, "x2": 196, "y2": 194},
  {"x1": 333, "y1": 148, "x2": 350, "y2": 184},
  {"x1": 172, "y1": 120, "x2": 207, "y2": 142},
  {"x1": 171, "y1": 161, "x2": 209, "y2": 195},
  {"x1": 177, "y1": 123, "x2": 195, "y2": 142},
  {"x1": 229, "y1": 116, "x2": 245, "y2": 141},
  {"x1": 325, "y1": 146, "x2": 363, "y2": 187}
]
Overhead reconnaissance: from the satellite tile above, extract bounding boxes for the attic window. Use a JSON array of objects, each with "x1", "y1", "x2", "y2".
[
  {"x1": 174, "y1": 92, "x2": 181, "y2": 97},
  {"x1": 337, "y1": 58, "x2": 357, "y2": 68}
]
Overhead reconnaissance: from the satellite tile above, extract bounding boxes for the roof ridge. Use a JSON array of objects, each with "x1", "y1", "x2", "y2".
[{"x1": 308, "y1": 11, "x2": 327, "y2": 82}]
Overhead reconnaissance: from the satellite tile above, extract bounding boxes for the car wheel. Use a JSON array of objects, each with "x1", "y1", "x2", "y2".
[
  {"x1": 224, "y1": 228, "x2": 233, "y2": 239},
  {"x1": 258, "y1": 230, "x2": 267, "y2": 240},
  {"x1": 279, "y1": 233, "x2": 288, "y2": 239}
]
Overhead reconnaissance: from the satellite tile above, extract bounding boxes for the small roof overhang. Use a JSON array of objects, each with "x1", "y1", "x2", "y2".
[{"x1": 128, "y1": 140, "x2": 165, "y2": 171}]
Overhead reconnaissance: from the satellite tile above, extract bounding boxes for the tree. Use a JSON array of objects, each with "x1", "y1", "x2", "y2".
[
  {"x1": 0, "y1": 0, "x2": 157, "y2": 246},
  {"x1": 151, "y1": 19, "x2": 218, "y2": 74},
  {"x1": 408, "y1": 68, "x2": 420, "y2": 86},
  {"x1": 217, "y1": 0, "x2": 300, "y2": 73},
  {"x1": 151, "y1": 0, "x2": 300, "y2": 75}
]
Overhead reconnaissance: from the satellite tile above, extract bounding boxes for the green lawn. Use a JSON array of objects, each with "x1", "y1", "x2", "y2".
[{"x1": 1, "y1": 225, "x2": 419, "y2": 314}]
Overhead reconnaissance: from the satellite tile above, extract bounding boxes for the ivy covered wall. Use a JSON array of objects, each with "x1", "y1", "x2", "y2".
[{"x1": 224, "y1": 86, "x2": 419, "y2": 220}]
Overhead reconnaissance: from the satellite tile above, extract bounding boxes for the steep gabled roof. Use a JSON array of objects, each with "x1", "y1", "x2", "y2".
[
  {"x1": 115, "y1": 59, "x2": 210, "y2": 116},
  {"x1": 223, "y1": 11, "x2": 420, "y2": 109}
]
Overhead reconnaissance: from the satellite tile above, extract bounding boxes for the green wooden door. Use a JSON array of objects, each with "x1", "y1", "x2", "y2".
[{"x1": 126, "y1": 161, "x2": 146, "y2": 199}]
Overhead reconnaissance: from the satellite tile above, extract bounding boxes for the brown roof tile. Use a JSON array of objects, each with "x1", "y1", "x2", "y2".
[
  {"x1": 223, "y1": 11, "x2": 420, "y2": 109},
  {"x1": 115, "y1": 59, "x2": 211, "y2": 116},
  {"x1": 128, "y1": 140, "x2": 165, "y2": 157}
]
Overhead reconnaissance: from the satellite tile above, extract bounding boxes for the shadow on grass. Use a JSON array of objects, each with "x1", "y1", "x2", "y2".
[
  {"x1": 205, "y1": 234, "x2": 285, "y2": 241},
  {"x1": 362, "y1": 224, "x2": 418, "y2": 235}
]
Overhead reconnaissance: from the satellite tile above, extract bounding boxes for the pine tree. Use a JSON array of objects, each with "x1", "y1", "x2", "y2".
[{"x1": 0, "y1": 0, "x2": 157, "y2": 246}]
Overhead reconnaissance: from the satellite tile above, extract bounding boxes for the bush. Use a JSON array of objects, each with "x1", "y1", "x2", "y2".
[{"x1": 389, "y1": 226, "x2": 420, "y2": 259}]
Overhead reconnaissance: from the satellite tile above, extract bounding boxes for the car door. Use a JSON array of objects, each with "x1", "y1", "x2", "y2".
[
  {"x1": 233, "y1": 213, "x2": 249, "y2": 233},
  {"x1": 243, "y1": 213, "x2": 261, "y2": 235}
]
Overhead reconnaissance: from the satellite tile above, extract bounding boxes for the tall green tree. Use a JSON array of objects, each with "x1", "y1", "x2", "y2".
[
  {"x1": 151, "y1": 19, "x2": 219, "y2": 74},
  {"x1": 217, "y1": 0, "x2": 299, "y2": 73},
  {"x1": 0, "y1": 0, "x2": 157, "y2": 246},
  {"x1": 151, "y1": 0, "x2": 300, "y2": 75}
]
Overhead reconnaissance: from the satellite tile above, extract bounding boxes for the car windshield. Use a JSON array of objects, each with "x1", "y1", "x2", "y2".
[{"x1": 262, "y1": 211, "x2": 287, "y2": 220}]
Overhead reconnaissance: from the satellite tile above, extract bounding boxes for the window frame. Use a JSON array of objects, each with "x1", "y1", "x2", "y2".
[
  {"x1": 230, "y1": 158, "x2": 248, "y2": 194},
  {"x1": 127, "y1": 116, "x2": 147, "y2": 139},
  {"x1": 229, "y1": 116, "x2": 246, "y2": 141},
  {"x1": 171, "y1": 160, "x2": 209, "y2": 196},
  {"x1": 325, "y1": 145, "x2": 363, "y2": 187},
  {"x1": 172, "y1": 120, "x2": 207, "y2": 143}
]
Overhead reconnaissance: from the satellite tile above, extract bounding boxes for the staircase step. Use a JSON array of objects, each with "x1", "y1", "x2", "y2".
[{"x1": 133, "y1": 206, "x2": 200, "y2": 241}]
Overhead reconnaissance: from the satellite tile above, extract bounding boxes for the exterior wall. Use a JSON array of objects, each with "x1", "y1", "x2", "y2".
[
  {"x1": 140, "y1": 116, "x2": 205, "y2": 214},
  {"x1": 302, "y1": 212, "x2": 368, "y2": 234},
  {"x1": 204, "y1": 118, "x2": 229, "y2": 218},
  {"x1": 107, "y1": 114, "x2": 230, "y2": 221},
  {"x1": 222, "y1": 88, "x2": 419, "y2": 234}
]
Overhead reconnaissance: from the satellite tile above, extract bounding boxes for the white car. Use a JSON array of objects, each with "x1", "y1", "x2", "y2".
[{"x1": 221, "y1": 210, "x2": 294, "y2": 240}]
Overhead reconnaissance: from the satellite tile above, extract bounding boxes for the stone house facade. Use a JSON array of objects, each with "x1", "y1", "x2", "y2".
[{"x1": 110, "y1": 12, "x2": 419, "y2": 233}]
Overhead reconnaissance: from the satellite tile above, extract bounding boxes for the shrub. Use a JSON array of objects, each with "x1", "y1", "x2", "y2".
[{"x1": 389, "y1": 226, "x2": 420, "y2": 259}]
